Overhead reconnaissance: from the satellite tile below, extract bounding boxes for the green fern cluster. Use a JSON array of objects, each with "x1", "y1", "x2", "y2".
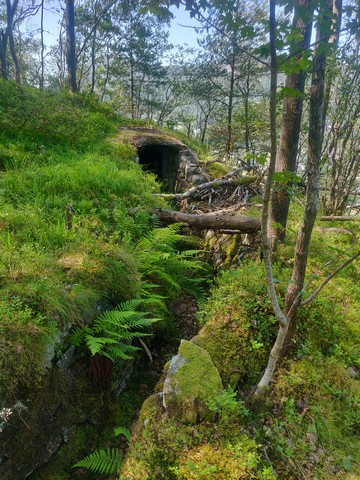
[
  {"x1": 71, "y1": 298, "x2": 161, "y2": 361},
  {"x1": 133, "y1": 224, "x2": 210, "y2": 301}
]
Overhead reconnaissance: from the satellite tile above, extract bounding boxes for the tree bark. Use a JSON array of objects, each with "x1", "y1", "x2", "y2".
[
  {"x1": 152, "y1": 208, "x2": 261, "y2": 233},
  {"x1": 225, "y1": 52, "x2": 236, "y2": 161},
  {"x1": 6, "y1": 0, "x2": 20, "y2": 84},
  {"x1": 255, "y1": 0, "x2": 289, "y2": 394},
  {"x1": 40, "y1": 0, "x2": 44, "y2": 89},
  {"x1": 65, "y1": 0, "x2": 77, "y2": 92},
  {"x1": 0, "y1": 31, "x2": 8, "y2": 80},
  {"x1": 269, "y1": 0, "x2": 313, "y2": 246},
  {"x1": 284, "y1": 1, "x2": 332, "y2": 344}
]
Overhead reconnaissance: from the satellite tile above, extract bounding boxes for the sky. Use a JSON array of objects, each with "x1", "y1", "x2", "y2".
[
  {"x1": 168, "y1": 5, "x2": 201, "y2": 48},
  {"x1": 33, "y1": 2, "x2": 201, "y2": 50}
]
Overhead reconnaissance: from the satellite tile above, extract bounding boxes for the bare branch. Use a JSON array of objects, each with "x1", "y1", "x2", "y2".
[{"x1": 301, "y1": 250, "x2": 360, "y2": 306}]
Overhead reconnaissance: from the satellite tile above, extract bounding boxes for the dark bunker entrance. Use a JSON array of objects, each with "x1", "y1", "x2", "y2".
[{"x1": 138, "y1": 144, "x2": 180, "y2": 193}]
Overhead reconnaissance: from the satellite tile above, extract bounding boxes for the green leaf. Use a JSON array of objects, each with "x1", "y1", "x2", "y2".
[
  {"x1": 278, "y1": 87, "x2": 306, "y2": 100},
  {"x1": 342, "y1": 457, "x2": 352, "y2": 472}
]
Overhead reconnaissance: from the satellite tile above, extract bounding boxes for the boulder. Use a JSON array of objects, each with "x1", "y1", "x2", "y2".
[{"x1": 162, "y1": 340, "x2": 223, "y2": 423}]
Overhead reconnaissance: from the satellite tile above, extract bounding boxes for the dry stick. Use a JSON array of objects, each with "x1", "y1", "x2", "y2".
[
  {"x1": 315, "y1": 227, "x2": 354, "y2": 235},
  {"x1": 301, "y1": 250, "x2": 360, "y2": 306}
]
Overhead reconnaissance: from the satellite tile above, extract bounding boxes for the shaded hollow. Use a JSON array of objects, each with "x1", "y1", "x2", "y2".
[{"x1": 138, "y1": 144, "x2": 180, "y2": 192}]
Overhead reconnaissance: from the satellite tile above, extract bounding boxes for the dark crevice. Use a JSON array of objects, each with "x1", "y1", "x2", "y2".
[{"x1": 137, "y1": 145, "x2": 180, "y2": 193}]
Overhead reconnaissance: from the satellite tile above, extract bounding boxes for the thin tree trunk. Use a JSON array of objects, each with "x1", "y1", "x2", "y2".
[
  {"x1": 40, "y1": 0, "x2": 44, "y2": 89},
  {"x1": 101, "y1": 44, "x2": 111, "y2": 101},
  {"x1": 0, "y1": 31, "x2": 8, "y2": 79},
  {"x1": 269, "y1": 0, "x2": 313, "y2": 246},
  {"x1": 256, "y1": 0, "x2": 333, "y2": 393},
  {"x1": 244, "y1": 64, "x2": 251, "y2": 154},
  {"x1": 65, "y1": 0, "x2": 77, "y2": 92},
  {"x1": 284, "y1": 2, "x2": 332, "y2": 344},
  {"x1": 256, "y1": 0, "x2": 289, "y2": 393},
  {"x1": 322, "y1": 0, "x2": 343, "y2": 128},
  {"x1": 90, "y1": 29, "x2": 96, "y2": 94},
  {"x1": 6, "y1": 0, "x2": 20, "y2": 84},
  {"x1": 225, "y1": 53, "x2": 235, "y2": 161}
]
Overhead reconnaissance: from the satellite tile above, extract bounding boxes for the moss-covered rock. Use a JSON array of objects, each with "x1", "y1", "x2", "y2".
[{"x1": 162, "y1": 340, "x2": 223, "y2": 423}]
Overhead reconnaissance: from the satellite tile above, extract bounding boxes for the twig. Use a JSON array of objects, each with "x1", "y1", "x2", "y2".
[
  {"x1": 301, "y1": 250, "x2": 360, "y2": 306},
  {"x1": 138, "y1": 338, "x2": 153, "y2": 363},
  {"x1": 262, "y1": 447, "x2": 278, "y2": 477}
]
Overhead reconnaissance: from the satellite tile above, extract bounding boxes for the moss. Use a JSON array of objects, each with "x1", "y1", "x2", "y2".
[
  {"x1": 173, "y1": 439, "x2": 275, "y2": 480},
  {"x1": 177, "y1": 340, "x2": 222, "y2": 402},
  {"x1": 205, "y1": 161, "x2": 228, "y2": 179},
  {"x1": 164, "y1": 340, "x2": 223, "y2": 423},
  {"x1": 195, "y1": 265, "x2": 283, "y2": 387},
  {"x1": 139, "y1": 394, "x2": 158, "y2": 423}
]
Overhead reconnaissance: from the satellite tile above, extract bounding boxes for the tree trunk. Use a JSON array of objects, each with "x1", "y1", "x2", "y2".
[
  {"x1": 244, "y1": 63, "x2": 251, "y2": 155},
  {"x1": 256, "y1": 0, "x2": 289, "y2": 393},
  {"x1": 268, "y1": 0, "x2": 313, "y2": 246},
  {"x1": 6, "y1": 0, "x2": 20, "y2": 84},
  {"x1": 256, "y1": 0, "x2": 333, "y2": 393},
  {"x1": 225, "y1": 53, "x2": 236, "y2": 161},
  {"x1": 40, "y1": 0, "x2": 44, "y2": 89},
  {"x1": 90, "y1": 28, "x2": 97, "y2": 94},
  {"x1": 284, "y1": 2, "x2": 332, "y2": 344},
  {"x1": 0, "y1": 31, "x2": 8, "y2": 79},
  {"x1": 65, "y1": 0, "x2": 77, "y2": 92},
  {"x1": 322, "y1": 0, "x2": 343, "y2": 128}
]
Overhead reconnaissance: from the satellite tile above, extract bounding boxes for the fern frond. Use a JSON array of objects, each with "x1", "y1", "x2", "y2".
[
  {"x1": 114, "y1": 298, "x2": 144, "y2": 312},
  {"x1": 84, "y1": 336, "x2": 118, "y2": 356},
  {"x1": 69, "y1": 326, "x2": 86, "y2": 347},
  {"x1": 73, "y1": 448, "x2": 122, "y2": 475},
  {"x1": 114, "y1": 427, "x2": 131, "y2": 441},
  {"x1": 178, "y1": 249, "x2": 202, "y2": 257},
  {"x1": 107, "y1": 345, "x2": 137, "y2": 360}
]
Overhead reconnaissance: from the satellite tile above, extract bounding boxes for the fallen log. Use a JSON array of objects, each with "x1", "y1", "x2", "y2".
[
  {"x1": 152, "y1": 208, "x2": 261, "y2": 233},
  {"x1": 320, "y1": 216, "x2": 359, "y2": 222}
]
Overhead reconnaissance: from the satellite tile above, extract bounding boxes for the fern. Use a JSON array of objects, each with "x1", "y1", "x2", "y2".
[
  {"x1": 73, "y1": 447, "x2": 122, "y2": 475},
  {"x1": 70, "y1": 297, "x2": 161, "y2": 361},
  {"x1": 114, "y1": 426, "x2": 131, "y2": 441},
  {"x1": 133, "y1": 225, "x2": 210, "y2": 300}
]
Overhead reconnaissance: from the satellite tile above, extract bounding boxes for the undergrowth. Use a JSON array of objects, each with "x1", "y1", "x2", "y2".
[
  {"x1": 0, "y1": 83, "x2": 209, "y2": 403},
  {"x1": 121, "y1": 207, "x2": 359, "y2": 479}
]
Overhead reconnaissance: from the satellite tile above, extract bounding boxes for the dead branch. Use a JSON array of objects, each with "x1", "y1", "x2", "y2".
[{"x1": 154, "y1": 176, "x2": 257, "y2": 201}]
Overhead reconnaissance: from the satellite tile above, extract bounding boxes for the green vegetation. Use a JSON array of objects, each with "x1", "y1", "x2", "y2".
[
  {"x1": 70, "y1": 298, "x2": 162, "y2": 360},
  {"x1": 0, "y1": 82, "x2": 207, "y2": 402},
  {"x1": 0, "y1": 80, "x2": 358, "y2": 480},
  {"x1": 122, "y1": 217, "x2": 359, "y2": 479}
]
